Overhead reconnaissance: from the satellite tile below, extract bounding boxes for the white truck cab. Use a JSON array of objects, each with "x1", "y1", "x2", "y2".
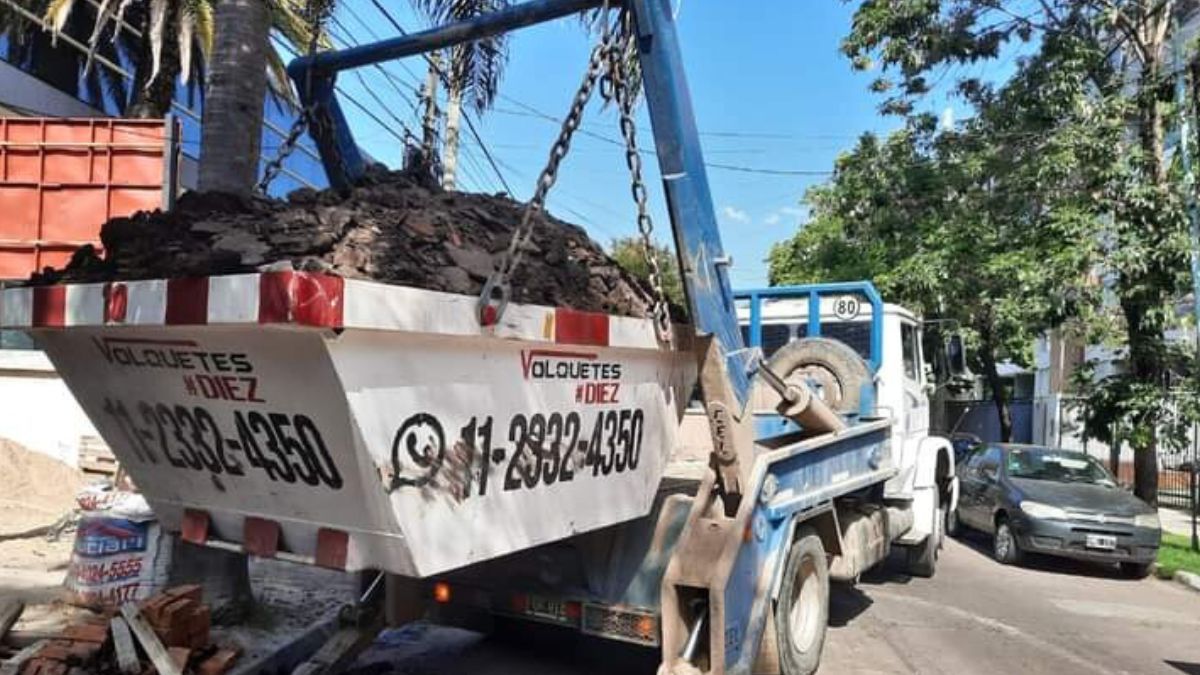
[{"x1": 735, "y1": 284, "x2": 957, "y2": 553}]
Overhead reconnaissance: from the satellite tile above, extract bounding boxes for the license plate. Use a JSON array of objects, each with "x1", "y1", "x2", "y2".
[
  {"x1": 1086, "y1": 534, "x2": 1117, "y2": 550},
  {"x1": 527, "y1": 596, "x2": 567, "y2": 621}
]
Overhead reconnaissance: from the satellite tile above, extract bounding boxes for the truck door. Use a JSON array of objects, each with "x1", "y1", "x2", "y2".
[{"x1": 899, "y1": 322, "x2": 929, "y2": 440}]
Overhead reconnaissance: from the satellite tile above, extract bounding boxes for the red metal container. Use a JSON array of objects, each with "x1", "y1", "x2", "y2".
[{"x1": 0, "y1": 117, "x2": 179, "y2": 280}]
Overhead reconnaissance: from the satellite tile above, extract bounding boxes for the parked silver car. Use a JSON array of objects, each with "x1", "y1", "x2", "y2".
[{"x1": 948, "y1": 444, "x2": 1161, "y2": 577}]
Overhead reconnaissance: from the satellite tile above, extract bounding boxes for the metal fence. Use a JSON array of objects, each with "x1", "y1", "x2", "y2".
[{"x1": 1038, "y1": 394, "x2": 1198, "y2": 510}]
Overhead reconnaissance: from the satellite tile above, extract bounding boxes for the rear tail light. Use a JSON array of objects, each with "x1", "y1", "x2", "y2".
[{"x1": 433, "y1": 582, "x2": 452, "y2": 604}]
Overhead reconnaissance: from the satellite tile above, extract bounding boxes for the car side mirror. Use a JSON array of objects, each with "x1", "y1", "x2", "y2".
[
  {"x1": 946, "y1": 334, "x2": 968, "y2": 376},
  {"x1": 982, "y1": 464, "x2": 998, "y2": 481}
]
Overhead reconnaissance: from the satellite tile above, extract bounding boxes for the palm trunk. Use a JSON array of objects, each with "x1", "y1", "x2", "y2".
[
  {"x1": 442, "y1": 80, "x2": 463, "y2": 191},
  {"x1": 198, "y1": 0, "x2": 271, "y2": 194},
  {"x1": 128, "y1": 0, "x2": 181, "y2": 118}
]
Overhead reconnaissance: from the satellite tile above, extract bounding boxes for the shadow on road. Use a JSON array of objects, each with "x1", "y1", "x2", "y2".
[
  {"x1": 829, "y1": 582, "x2": 874, "y2": 628},
  {"x1": 950, "y1": 530, "x2": 1138, "y2": 580}
]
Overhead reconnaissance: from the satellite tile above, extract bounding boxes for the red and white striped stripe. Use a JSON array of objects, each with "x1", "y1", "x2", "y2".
[{"x1": 0, "y1": 271, "x2": 662, "y2": 349}]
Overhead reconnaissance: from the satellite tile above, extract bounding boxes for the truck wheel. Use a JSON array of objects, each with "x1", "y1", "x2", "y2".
[
  {"x1": 755, "y1": 337, "x2": 871, "y2": 416},
  {"x1": 905, "y1": 494, "x2": 941, "y2": 578},
  {"x1": 775, "y1": 528, "x2": 829, "y2": 675},
  {"x1": 993, "y1": 517, "x2": 1023, "y2": 565}
]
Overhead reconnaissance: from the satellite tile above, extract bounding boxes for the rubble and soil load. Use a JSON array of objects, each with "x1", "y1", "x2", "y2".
[{"x1": 36, "y1": 169, "x2": 661, "y2": 318}]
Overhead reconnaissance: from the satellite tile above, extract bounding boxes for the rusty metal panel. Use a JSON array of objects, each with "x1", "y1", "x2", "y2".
[{"x1": 0, "y1": 117, "x2": 178, "y2": 279}]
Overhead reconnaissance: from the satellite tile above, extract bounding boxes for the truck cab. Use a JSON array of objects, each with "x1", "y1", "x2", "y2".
[{"x1": 736, "y1": 282, "x2": 956, "y2": 547}]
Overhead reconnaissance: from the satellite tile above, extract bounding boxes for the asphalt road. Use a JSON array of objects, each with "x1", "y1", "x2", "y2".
[{"x1": 346, "y1": 533, "x2": 1200, "y2": 675}]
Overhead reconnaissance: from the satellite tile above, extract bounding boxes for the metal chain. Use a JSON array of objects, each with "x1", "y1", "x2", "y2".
[
  {"x1": 257, "y1": 0, "x2": 332, "y2": 194},
  {"x1": 478, "y1": 17, "x2": 615, "y2": 324},
  {"x1": 605, "y1": 14, "x2": 673, "y2": 343}
]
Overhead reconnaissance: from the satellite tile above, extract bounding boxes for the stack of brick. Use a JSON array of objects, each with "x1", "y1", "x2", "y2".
[
  {"x1": 17, "y1": 586, "x2": 240, "y2": 675},
  {"x1": 18, "y1": 615, "x2": 108, "y2": 675},
  {"x1": 139, "y1": 585, "x2": 211, "y2": 651}
]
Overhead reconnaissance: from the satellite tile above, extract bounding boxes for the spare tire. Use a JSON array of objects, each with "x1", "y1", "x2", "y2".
[{"x1": 754, "y1": 337, "x2": 872, "y2": 416}]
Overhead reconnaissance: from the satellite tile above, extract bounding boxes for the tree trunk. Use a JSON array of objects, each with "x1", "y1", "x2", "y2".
[
  {"x1": 198, "y1": 0, "x2": 271, "y2": 194},
  {"x1": 980, "y1": 344, "x2": 1013, "y2": 443},
  {"x1": 127, "y1": 1, "x2": 181, "y2": 119},
  {"x1": 1122, "y1": 299, "x2": 1160, "y2": 505},
  {"x1": 442, "y1": 80, "x2": 463, "y2": 191}
]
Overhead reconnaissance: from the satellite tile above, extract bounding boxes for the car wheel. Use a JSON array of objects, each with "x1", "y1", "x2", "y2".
[
  {"x1": 945, "y1": 505, "x2": 962, "y2": 539},
  {"x1": 906, "y1": 494, "x2": 941, "y2": 578},
  {"x1": 1119, "y1": 561, "x2": 1152, "y2": 579},
  {"x1": 993, "y1": 517, "x2": 1023, "y2": 565},
  {"x1": 775, "y1": 527, "x2": 830, "y2": 675}
]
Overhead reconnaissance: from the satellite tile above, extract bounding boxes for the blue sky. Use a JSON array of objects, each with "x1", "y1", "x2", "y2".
[{"x1": 323, "y1": 1, "x2": 956, "y2": 287}]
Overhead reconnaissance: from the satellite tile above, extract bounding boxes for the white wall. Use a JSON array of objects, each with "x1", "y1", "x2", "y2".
[{"x1": 0, "y1": 349, "x2": 99, "y2": 466}]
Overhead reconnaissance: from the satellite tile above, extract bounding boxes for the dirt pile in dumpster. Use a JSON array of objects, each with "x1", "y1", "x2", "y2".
[{"x1": 37, "y1": 168, "x2": 660, "y2": 317}]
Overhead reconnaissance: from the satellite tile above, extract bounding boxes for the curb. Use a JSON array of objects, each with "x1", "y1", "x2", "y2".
[{"x1": 1174, "y1": 569, "x2": 1200, "y2": 594}]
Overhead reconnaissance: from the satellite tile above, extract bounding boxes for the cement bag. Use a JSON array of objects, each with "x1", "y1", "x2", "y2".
[{"x1": 65, "y1": 487, "x2": 171, "y2": 607}]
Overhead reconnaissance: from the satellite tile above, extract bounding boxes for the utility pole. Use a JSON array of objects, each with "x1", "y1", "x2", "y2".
[
  {"x1": 418, "y1": 51, "x2": 442, "y2": 178},
  {"x1": 1173, "y1": 19, "x2": 1200, "y2": 552}
]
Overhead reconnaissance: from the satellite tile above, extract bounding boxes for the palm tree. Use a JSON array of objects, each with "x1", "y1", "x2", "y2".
[
  {"x1": 0, "y1": 0, "x2": 130, "y2": 112},
  {"x1": 196, "y1": 0, "x2": 332, "y2": 194},
  {"x1": 41, "y1": 0, "x2": 321, "y2": 120},
  {"x1": 411, "y1": 0, "x2": 511, "y2": 191}
]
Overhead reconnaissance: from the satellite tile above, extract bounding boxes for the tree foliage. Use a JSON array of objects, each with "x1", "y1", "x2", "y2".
[
  {"x1": 770, "y1": 32, "x2": 1114, "y2": 441},
  {"x1": 828, "y1": 0, "x2": 1198, "y2": 502},
  {"x1": 610, "y1": 236, "x2": 684, "y2": 309}
]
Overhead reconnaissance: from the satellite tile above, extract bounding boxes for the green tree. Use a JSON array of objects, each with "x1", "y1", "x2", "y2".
[
  {"x1": 770, "y1": 41, "x2": 1108, "y2": 441},
  {"x1": 840, "y1": 0, "x2": 1192, "y2": 503},
  {"x1": 610, "y1": 236, "x2": 684, "y2": 308}
]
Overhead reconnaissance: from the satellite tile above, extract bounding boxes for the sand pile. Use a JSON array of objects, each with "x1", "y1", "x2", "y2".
[{"x1": 0, "y1": 438, "x2": 86, "y2": 537}]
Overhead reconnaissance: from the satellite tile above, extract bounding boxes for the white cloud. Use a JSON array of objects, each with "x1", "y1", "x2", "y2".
[
  {"x1": 764, "y1": 213, "x2": 781, "y2": 226},
  {"x1": 721, "y1": 206, "x2": 750, "y2": 224},
  {"x1": 780, "y1": 206, "x2": 806, "y2": 218}
]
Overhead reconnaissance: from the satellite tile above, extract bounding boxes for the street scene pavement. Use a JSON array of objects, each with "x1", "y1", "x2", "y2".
[{"x1": 344, "y1": 535, "x2": 1200, "y2": 675}]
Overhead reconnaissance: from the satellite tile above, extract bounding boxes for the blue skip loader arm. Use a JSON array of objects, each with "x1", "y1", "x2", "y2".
[{"x1": 286, "y1": 0, "x2": 755, "y2": 410}]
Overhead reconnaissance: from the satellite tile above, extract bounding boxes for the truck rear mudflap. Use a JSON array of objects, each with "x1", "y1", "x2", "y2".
[{"x1": 1, "y1": 271, "x2": 695, "y2": 577}]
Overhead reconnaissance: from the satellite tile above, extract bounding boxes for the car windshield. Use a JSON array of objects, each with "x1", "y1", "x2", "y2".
[{"x1": 1006, "y1": 448, "x2": 1116, "y2": 486}]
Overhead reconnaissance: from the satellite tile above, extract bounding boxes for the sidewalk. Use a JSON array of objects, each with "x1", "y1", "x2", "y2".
[{"x1": 1160, "y1": 507, "x2": 1198, "y2": 536}]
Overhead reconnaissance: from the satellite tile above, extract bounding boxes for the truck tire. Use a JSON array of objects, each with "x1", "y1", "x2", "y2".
[
  {"x1": 905, "y1": 493, "x2": 941, "y2": 578},
  {"x1": 755, "y1": 337, "x2": 872, "y2": 416},
  {"x1": 775, "y1": 527, "x2": 829, "y2": 675}
]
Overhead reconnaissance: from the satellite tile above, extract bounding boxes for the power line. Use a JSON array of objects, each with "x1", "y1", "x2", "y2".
[
  {"x1": 497, "y1": 95, "x2": 833, "y2": 177},
  {"x1": 272, "y1": 34, "x2": 412, "y2": 149},
  {"x1": 365, "y1": 0, "x2": 514, "y2": 195}
]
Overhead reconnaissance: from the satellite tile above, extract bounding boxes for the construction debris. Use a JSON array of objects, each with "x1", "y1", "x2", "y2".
[
  {"x1": 35, "y1": 169, "x2": 661, "y2": 318},
  {"x1": 7, "y1": 587, "x2": 240, "y2": 675}
]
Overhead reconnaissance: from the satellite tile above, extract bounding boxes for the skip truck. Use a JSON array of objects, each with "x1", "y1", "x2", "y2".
[{"x1": 0, "y1": 1, "x2": 958, "y2": 673}]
